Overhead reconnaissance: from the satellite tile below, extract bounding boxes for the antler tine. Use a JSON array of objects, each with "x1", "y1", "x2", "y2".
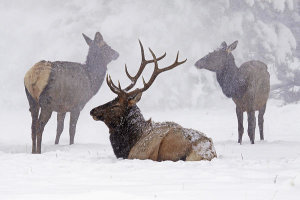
[
  {"x1": 106, "y1": 75, "x2": 122, "y2": 95},
  {"x1": 127, "y1": 48, "x2": 159, "y2": 95},
  {"x1": 149, "y1": 48, "x2": 159, "y2": 70},
  {"x1": 123, "y1": 41, "x2": 146, "y2": 91},
  {"x1": 139, "y1": 39, "x2": 167, "y2": 63},
  {"x1": 125, "y1": 64, "x2": 134, "y2": 80},
  {"x1": 127, "y1": 49, "x2": 186, "y2": 96},
  {"x1": 109, "y1": 76, "x2": 121, "y2": 91},
  {"x1": 124, "y1": 40, "x2": 167, "y2": 92},
  {"x1": 118, "y1": 80, "x2": 122, "y2": 90},
  {"x1": 139, "y1": 40, "x2": 146, "y2": 62},
  {"x1": 142, "y1": 76, "x2": 147, "y2": 85},
  {"x1": 158, "y1": 51, "x2": 187, "y2": 73}
]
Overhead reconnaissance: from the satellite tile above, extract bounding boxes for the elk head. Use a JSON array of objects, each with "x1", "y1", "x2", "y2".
[
  {"x1": 90, "y1": 41, "x2": 187, "y2": 131},
  {"x1": 83, "y1": 32, "x2": 119, "y2": 65},
  {"x1": 194, "y1": 41, "x2": 238, "y2": 72}
]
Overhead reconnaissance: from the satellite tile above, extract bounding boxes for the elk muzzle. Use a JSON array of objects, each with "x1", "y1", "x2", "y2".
[
  {"x1": 90, "y1": 108, "x2": 104, "y2": 121},
  {"x1": 112, "y1": 51, "x2": 120, "y2": 60},
  {"x1": 194, "y1": 58, "x2": 205, "y2": 69}
]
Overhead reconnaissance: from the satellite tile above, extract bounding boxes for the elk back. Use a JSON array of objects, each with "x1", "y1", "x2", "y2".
[
  {"x1": 128, "y1": 122, "x2": 216, "y2": 161},
  {"x1": 232, "y1": 61, "x2": 270, "y2": 111}
]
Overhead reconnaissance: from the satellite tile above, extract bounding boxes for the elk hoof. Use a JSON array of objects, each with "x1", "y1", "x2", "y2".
[{"x1": 32, "y1": 148, "x2": 37, "y2": 154}]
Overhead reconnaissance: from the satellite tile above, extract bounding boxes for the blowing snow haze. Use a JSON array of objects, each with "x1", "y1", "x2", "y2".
[
  {"x1": 0, "y1": 0, "x2": 299, "y2": 111},
  {"x1": 0, "y1": 1, "x2": 300, "y2": 199}
]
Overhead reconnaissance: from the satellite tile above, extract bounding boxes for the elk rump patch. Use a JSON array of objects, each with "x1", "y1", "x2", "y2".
[{"x1": 24, "y1": 60, "x2": 52, "y2": 101}]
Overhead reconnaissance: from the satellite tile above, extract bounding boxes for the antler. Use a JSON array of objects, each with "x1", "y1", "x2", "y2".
[
  {"x1": 124, "y1": 40, "x2": 166, "y2": 91},
  {"x1": 127, "y1": 49, "x2": 187, "y2": 96},
  {"x1": 106, "y1": 41, "x2": 187, "y2": 97},
  {"x1": 106, "y1": 75, "x2": 123, "y2": 95}
]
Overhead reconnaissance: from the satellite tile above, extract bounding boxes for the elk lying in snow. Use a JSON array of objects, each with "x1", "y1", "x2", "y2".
[
  {"x1": 90, "y1": 41, "x2": 217, "y2": 161},
  {"x1": 24, "y1": 32, "x2": 119, "y2": 153},
  {"x1": 195, "y1": 41, "x2": 270, "y2": 144}
]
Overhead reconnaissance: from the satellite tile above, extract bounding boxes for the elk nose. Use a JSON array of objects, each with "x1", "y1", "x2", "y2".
[
  {"x1": 194, "y1": 60, "x2": 202, "y2": 69},
  {"x1": 113, "y1": 51, "x2": 119, "y2": 60},
  {"x1": 90, "y1": 108, "x2": 103, "y2": 121},
  {"x1": 90, "y1": 108, "x2": 96, "y2": 116}
]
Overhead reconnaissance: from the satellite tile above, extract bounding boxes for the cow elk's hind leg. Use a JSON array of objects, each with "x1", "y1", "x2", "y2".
[
  {"x1": 247, "y1": 111, "x2": 256, "y2": 144},
  {"x1": 36, "y1": 108, "x2": 52, "y2": 154},
  {"x1": 69, "y1": 110, "x2": 80, "y2": 145},
  {"x1": 25, "y1": 88, "x2": 40, "y2": 154},
  {"x1": 30, "y1": 106, "x2": 39, "y2": 154},
  {"x1": 236, "y1": 106, "x2": 244, "y2": 144},
  {"x1": 258, "y1": 103, "x2": 266, "y2": 141},
  {"x1": 55, "y1": 112, "x2": 66, "y2": 144}
]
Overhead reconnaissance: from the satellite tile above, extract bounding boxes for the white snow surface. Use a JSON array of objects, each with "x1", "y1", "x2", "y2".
[
  {"x1": 0, "y1": 100, "x2": 299, "y2": 200},
  {"x1": 0, "y1": 0, "x2": 300, "y2": 199}
]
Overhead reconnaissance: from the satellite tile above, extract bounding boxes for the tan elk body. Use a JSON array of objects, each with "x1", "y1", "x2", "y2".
[
  {"x1": 128, "y1": 121, "x2": 216, "y2": 161},
  {"x1": 90, "y1": 41, "x2": 217, "y2": 161}
]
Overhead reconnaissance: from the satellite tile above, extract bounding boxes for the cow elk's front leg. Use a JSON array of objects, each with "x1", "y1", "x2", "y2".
[
  {"x1": 36, "y1": 108, "x2": 52, "y2": 154},
  {"x1": 69, "y1": 110, "x2": 80, "y2": 145},
  {"x1": 236, "y1": 106, "x2": 244, "y2": 144},
  {"x1": 247, "y1": 111, "x2": 256, "y2": 144},
  {"x1": 258, "y1": 104, "x2": 266, "y2": 141},
  {"x1": 55, "y1": 112, "x2": 66, "y2": 144}
]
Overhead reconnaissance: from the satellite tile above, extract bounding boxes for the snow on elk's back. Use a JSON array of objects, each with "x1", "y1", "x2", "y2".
[
  {"x1": 151, "y1": 121, "x2": 217, "y2": 160},
  {"x1": 127, "y1": 120, "x2": 217, "y2": 161}
]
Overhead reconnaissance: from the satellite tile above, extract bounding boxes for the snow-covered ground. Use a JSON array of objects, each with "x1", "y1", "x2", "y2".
[
  {"x1": 1, "y1": 0, "x2": 300, "y2": 199},
  {"x1": 0, "y1": 100, "x2": 299, "y2": 200}
]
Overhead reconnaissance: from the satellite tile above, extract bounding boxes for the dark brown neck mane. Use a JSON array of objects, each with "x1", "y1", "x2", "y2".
[{"x1": 109, "y1": 105, "x2": 151, "y2": 158}]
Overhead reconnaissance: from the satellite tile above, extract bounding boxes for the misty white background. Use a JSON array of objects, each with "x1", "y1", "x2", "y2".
[
  {"x1": 0, "y1": 0, "x2": 299, "y2": 199},
  {"x1": 0, "y1": 0, "x2": 298, "y2": 112}
]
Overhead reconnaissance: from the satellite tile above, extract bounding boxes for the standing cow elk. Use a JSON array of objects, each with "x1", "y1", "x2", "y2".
[
  {"x1": 90, "y1": 41, "x2": 217, "y2": 161},
  {"x1": 24, "y1": 32, "x2": 119, "y2": 154},
  {"x1": 195, "y1": 41, "x2": 270, "y2": 144}
]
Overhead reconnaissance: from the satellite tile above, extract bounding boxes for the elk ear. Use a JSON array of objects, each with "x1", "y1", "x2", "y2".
[
  {"x1": 94, "y1": 32, "x2": 103, "y2": 43},
  {"x1": 128, "y1": 92, "x2": 142, "y2": 106},
  {"x1": 82, "y1": 33, "x2": 92, "y2": 46},
  {"x1": 220, "y1": 41, "x2": 227, "y2": 50},
  {"x1": 226, "y1": 40, "x2": 238, "y2": 53}
]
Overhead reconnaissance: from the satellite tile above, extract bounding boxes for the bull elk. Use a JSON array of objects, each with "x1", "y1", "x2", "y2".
[
  {"x1": 195, "y1": 41, "x2": 270, "y2": 144},
  {"x1": 90, "y1": 41, "x2": 217, "y2": 161},
  {"x1": 24, "y1": 32, "x2": 119, "y2": 154}
]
